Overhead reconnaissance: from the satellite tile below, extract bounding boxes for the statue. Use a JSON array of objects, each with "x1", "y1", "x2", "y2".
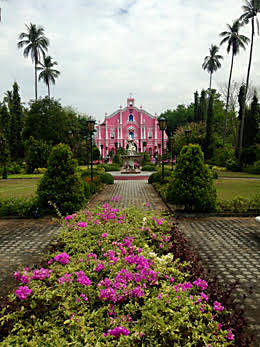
[{"x1": 127, "y1": 140, "x2": 136, "y2": 154}]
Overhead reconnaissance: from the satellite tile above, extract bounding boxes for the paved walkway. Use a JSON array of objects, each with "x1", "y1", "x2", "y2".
[
  {"x1": 177, "y1": 217, "x2": 260, "y2": 346},
  {"x1": 0, "y1": 219, "x2": 60, "y2": 299}
]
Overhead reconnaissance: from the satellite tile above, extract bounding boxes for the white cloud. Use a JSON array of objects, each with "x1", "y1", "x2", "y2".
[{"x1": 0, "y1": 0, "x2": 259, "y2": 120}]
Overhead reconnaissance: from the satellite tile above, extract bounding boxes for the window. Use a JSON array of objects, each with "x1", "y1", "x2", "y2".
[
  {"x1": 110, "y1": 132, "x2": 115, "y2": 139},
  {"x1": 148, "y1": 131, "x2": 153, "y2": 139},
  {"x1": 129, "y1": 114, "x2": 133, "y2": 122},
  {"x1": 129, "y1": 131, "x2": 134, "y2": 139}
]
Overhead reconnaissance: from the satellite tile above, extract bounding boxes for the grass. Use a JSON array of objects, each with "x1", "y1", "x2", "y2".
[
  {"x1": 0, "y1": 179, "x2": 39, "y2": 198},
  {"x1": 7, "y1": 173, "x2": 43, "y2": 179},
  {"x1": 215, "y1": 178, "x2": 260, "y2": 200},
  {"x1": 216, "y1": 170, "x2": 260, "y2": 178}
]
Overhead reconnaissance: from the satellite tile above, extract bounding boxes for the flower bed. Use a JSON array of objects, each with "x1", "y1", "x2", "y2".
[{"x1": 0, "y1": 203, "x2": 240, "y2": 345}]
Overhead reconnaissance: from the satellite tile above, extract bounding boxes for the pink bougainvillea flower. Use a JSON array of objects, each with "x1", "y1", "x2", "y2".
[
  {"x1": 30, "y1": 268, "x2": 52, "y2": 280},
  {"x1": 193, "y1": 278, "x2": 208, "y2": 291},
  {"x1": 226, "y1": 329, "x2": 235, "y2": 340},
  {"x1": 102, "y1": 233, "x2": 108, "y2": 239},
  {"x1": 54, "y1": 252, "x2": 70, "y2": 265},
  {"x1": 213, "y1": 301, "x2": 224, "y2": 311},
  {"x1": 15, "y1": 286, "x2": 32, "y2": 300},
  {"x1": 58, "y1": 273, "x2": 73, "y2": 284},
  {"x1": 75, "y1": 270, "x2": 91, "y2": 286},
  {"x1": 94, "y1": 263, "x2": 105, "y2": 272},
  {"x1": 104, "y1": 326, "x2": 130, "y2": 338},
  {"x1": 145, "y1": 202, "x2": 150, "y2": 208},
  {"x1": 64, "y1": 214, "x2": 76, "y2": 221},
  {"x1": 78, "y1": 222, "x2": 87, "y2": 228},
  {"x1": 48, "y1": 258, "x2": 53, "y2": 265}
]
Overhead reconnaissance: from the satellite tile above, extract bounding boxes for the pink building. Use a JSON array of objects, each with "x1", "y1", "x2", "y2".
[{"x1": 95, "y1": 96, "x2": 167, "y2": 158}]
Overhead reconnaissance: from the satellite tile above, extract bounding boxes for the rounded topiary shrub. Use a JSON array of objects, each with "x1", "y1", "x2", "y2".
[
  {"x1": 148, "y1": 169, "x2": 172, "y2": 184},
  {"x1": 167, "y1": 144, "x2": 216, "y2": 212},
  {"x1": 37, "y1": 143, "x2": 85, "y2": 215}
]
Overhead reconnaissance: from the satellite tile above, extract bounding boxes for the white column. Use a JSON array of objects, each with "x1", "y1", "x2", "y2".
[{"x1": 143, "y1": 119, "x2": 146, "y2": 140}]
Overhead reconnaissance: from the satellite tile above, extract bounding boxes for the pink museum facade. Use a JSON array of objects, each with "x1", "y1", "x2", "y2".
[{"x1": 95, "y1": 97, "x2": 167, "y2": 158}]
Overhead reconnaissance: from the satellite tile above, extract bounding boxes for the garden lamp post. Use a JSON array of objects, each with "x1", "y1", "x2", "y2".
[
  {"x1": 185, "y1": 129, "x2": 191, "y2": 145},
  {"x1": 169, "y1": 136, "x2": 174, "y2": 171},
  {"x1": 159, "y1": 117, "x2": 167, "y2": 182},
  {"x1": 87, "y1": 119, "x2": 96, "y2": 182},
  {"x1": 100, "y1": 144, "x2": 103, "y2": 162}
]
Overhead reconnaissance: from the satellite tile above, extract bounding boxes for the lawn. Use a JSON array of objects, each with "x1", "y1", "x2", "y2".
[
  {"x1": 215, "y1": 178, "x2": 260, "y2": 200},
  {"x1": 216, "y1": 170, "x2": 260, "y2": 178},
  {"x1": 0, "y1": 179, "x2": 39, "y2": 198}
]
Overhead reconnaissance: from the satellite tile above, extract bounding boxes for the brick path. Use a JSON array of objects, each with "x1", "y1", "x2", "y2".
[
  {"x1": 0, "y1": 219, "x2": 60, "y2": 299},
  {"x1": 88, "y1": 180, "x2": 168, "y2": 211},
  {"x1": 177, "y1": 217, "x2": 260, "y2": 346}
]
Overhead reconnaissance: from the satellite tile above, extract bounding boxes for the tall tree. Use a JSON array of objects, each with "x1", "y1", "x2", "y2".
[
  {"x1": 17, "y1": 23, "x2": 49, "y2": 100},
  {"x1": 220, "y1": 19, "x2": 249, "y2": 147},
  {"x1": 236, "y1": 84, "x2": 247, "y2": 158},
  {"x1": 38, "y1": 56, "x2": 60, "y2": 98},
  {"x1": 243, "y1": 92, "x2": 259, "y2": 147},
  {"x1": 205, "y1": 90, "x2": 215, "y2": 160},
  {"x1": 194, "y1": 91, "x2": 200, "y2": 122},
  {"x1": 8, "y1": 82, "x2": 24, "y2": 160},
  {"x1": 198, "y1": 90, "x2": 207, "y2": 121},
  {"x1": 202, "y1": 45, "x2": 223, "y2": 89},
  {"x1": 239, "y1": 0, "x2": 260, "y2": 159},
  {"x1": 0, "y1": 103, "x2": 11, "y2": 144}
]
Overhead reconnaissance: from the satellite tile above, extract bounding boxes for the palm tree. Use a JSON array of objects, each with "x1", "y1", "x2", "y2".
[
  {"x1": 17, "y1": 23, "x2": 49, "y2": 101},
  {"x1": 202, "y1": 44, "x2": 223, "y2": 89},
  {"x1": 220, "y1": 19, "x2": 249, "y2": 146},
  {"x1": 38, "y1": 56, "x2": 60, "y2": 98},
  {"x1": 239, "y1": 0, "x2": 260, "y2": 159}
]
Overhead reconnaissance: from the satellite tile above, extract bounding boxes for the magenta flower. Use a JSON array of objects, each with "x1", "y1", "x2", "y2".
[
  {"x1": 30, "y1": 268, "x2": 52, "y2": 280},
  {"x1": 226, "y1": 329, "x2": 235, "y2": 340},
  {"x1": 104, "y1": 326, "x2": 130, "y2": 338},
  {"x1": 94, "y1": 263, "x2": 105, "y2": 272},
  {"x1": 54, "y1": 252, "x2": 70, "y2": 265},
  {"x1": 58, "y1": 273, "x2": 73, "y2": 284},
  {"x1": 78, "y1": 222, "x2": 87, "y2": 228},
  {"x1": 15, "y1": 286, "x2": 32, "y2": 300},
  {"x1": 64, "y1": 214, "x2": 76, "y2": 220},
  {"x1": 75, "y1": 270, "x2": 91, "y2": 286},
  {"x1": 193, "y1": 278, "x2": 208, "y2": 291},
  {"x1": 102, "y1": 233, "x2": 108, "y2": 239},
  {"x1": 213, "y1": 301, "x2": 224, "y2": 311}
]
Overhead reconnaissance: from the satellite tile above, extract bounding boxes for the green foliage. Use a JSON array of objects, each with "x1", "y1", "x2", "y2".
[
  {"x1": 37, "y1": 143, "x2": 86, "y2": 215},
  {"x1": 217, "y1": 194, "x2": 260, "y2": 213},
  {"x1": 225, "y1": 158, "x2": 241, "y2": 172},
  {"x1": 167, "y1": 144, "x2": 217, "y2": 211},
  {"x1": 23, "y1": 98, "x2": 80, "y2": 146},
  {"x1": 241, "y1": 145, "x2": 257, "y2": 166},
  {"x1": 98, "y1": 172, "x2": 114, "y2": 184},
  {"x1": 160, "y1": 104, "x2": 194, "y2": 136},
  {"x1": 141, "y1": 164, "x2": 157, "y2": 171},
  {"x1": 140, "y1": 152, "x2": 151, "y2": 166},
  {"x1": 172, "y1": 122, "x2": 206, "y2": 156},
  {"x1": 103, "y1": 164, "x2": 120, "y2": 171},
  {"x1": 112, "y1": 152, "x2": 122, "y2": 165},
  {"x1": 0, "y1": 196, "x2": 39, "y2": 217},
  {"x1": 204, "y1": 90, "x2": 215, "y2": 160},
  {"x1": 198, "y1": 89, "x2": 207, "y2": 121},
  {"x1": 245, "y1": 160, "x2": 260, "y2": 174},
  {"x1": 211, "y1": 145, "x2": 235, "y2": 167},
  {"x1": 0, "y1": 103, "x2": 11, "y2": 144},
  {"x1": 6, "y1": 82, "x2": 24, "y2": 160},
  {"x1": 25, "y1": 136, "x2": 51, "y2": 173},
  {"x1": 243, "y1": 93, "x2": 259, "y2": 147},
  {"x1": 148, "y1": 169, "x2": 172, "y2": 184}
]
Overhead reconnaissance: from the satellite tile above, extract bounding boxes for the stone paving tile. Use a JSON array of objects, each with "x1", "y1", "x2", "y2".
[
  {"x1": 177, "y1": 217, "x2": 260, "y2": 346},
  {"x1": 88, "y1": 179, "x2": 168, "y2": 211},
  {"x1": 0, "y1": 219, "x2": 60, "y2": 299}
]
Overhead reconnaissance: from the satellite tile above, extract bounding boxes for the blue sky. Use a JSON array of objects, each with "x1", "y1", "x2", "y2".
[{"x1": 0, "y1": 0, "x2": 259, "y2": 121}]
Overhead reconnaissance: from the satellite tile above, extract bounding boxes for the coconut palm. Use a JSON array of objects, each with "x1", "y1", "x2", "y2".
[
  {"x1": 220, "y1": 19, "x2": 249, "y2": 146},
  {"x1": 239, "y1": 0, "x2": 260, "y2": 158},
  {"x1": 202, "y1": 44, "x2": 223, "y2": 89},
  {"x1": 38, "y1": 56, "x2": 60, "y2": 98},
  {"x1": 17, "y1": 23, "x2": 49, "y2": 100}
]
